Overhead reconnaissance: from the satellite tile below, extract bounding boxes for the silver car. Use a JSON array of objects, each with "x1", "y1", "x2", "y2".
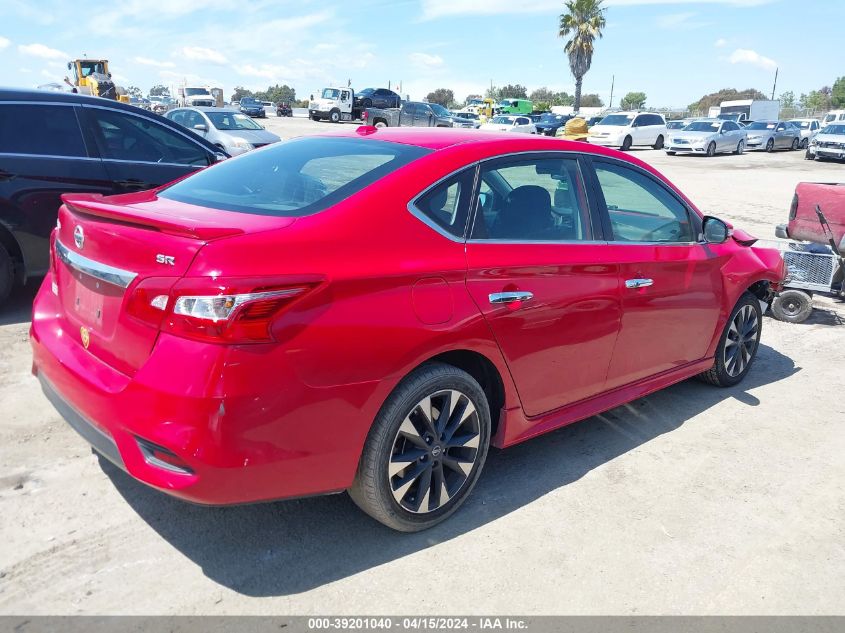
[
  {"x1": 744, "y1": 120, "x2": 802, "y2": 152},
  {"x1": 665, "y1": 118, "x2": 747, "y2": 157},
  {"x1": 166, "y1": 107, "x2": 281, "y2": 156}
]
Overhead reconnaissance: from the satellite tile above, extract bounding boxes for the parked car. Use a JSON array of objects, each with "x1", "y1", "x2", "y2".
[
  {"x1": 534, "y1": 113, "x2": 571, "y2": 136},
  {"x1": 239, "y1": 97, "x2": 266, "y2": 118},
  {"x1": 788, "y1": 119, "x2": 821, "y2": 149},
  {"x1": 666, "y1": 118, "x2": 694, "y2": 131},
  {"x1": 821, "y1": 110, "x2": 845, "y2": 129},
  {"x1": 353, "y1": 88, "x2": 401, "y2": 110},
  {"x1": 363, "y1": 101, "x2": 454, "y2": 128},
  {"x1": 744, "y1": 120, "x2": 801, "y2": 152},
  {"x1": 805, "y1": 123, "x2": 845, "y2": 161},
  {"x1": 166, "y1": 107, "x2": 281, "y2": 156},
  {"x1": 479, "y1": 115, "x2": 537, "y2": 134},
  {"x1": 588, "y1": 112, "x2": 667, "y2": 150},
  {"x1": 452, "y1": 111, "x2": 481, "y2": 128},
  {"x1": 0, "y1": 89, "x2": 226, "y2": 304},
  {"x1": 665, "y1": 119, "x2": 747, "y2": 157},
  {"x1": 30, "y1": 127, "x2": 784, "y2": 531}
]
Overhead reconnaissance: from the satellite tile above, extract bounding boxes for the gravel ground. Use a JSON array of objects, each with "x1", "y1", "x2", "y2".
[{"x1": 1, "y1": 117, "x2": 843, "y2": 615}]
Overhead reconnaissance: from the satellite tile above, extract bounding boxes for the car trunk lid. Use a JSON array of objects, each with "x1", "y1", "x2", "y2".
[{"x1": 53, "y1": 193, "x2": 294, "y2": 375}]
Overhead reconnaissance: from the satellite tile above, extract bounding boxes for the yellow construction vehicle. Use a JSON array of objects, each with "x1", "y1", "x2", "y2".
[{"x1": 64, "y1": 58, "x2": 129, "y2": 102}]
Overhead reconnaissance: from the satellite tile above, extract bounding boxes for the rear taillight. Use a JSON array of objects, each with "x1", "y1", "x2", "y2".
[
  {"x1": 126, "y1": 277, "x2": 319, "y2": 344},
  {"x1": 789, "y1": 193, "x2": 799, "y2": 220},
  {"x1": 361, "y1": 110, "x2": 368, "y2": 121}
]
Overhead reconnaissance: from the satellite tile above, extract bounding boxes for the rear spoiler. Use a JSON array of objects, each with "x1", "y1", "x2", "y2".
[{"x1": 61, "y1": 193, "x2": 244, "y2": 241}]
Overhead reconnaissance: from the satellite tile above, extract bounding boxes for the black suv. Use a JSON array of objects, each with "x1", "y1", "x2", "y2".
[
  {"x1": 0, "y1": 89, "x2": 225, "y2": 303},
  {"x1": 353, "y1": 88, "x2": 401, "y2": 110}
]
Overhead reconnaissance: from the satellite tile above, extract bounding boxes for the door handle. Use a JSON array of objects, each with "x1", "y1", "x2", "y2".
[
  {"x1": 489, "y1": 291, "x2": 534, "y2": 304},
  {"x1": 625, "y1": 278, "x2": 654, "y2": 289},
  {"x1": 115, "y1": 179, "x2": 152, "y2": 190}
]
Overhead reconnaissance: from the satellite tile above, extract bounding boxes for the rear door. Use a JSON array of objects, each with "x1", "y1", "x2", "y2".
[
  {"x1": 81, "y1": 105, "x2": 213, "y2": 194},
  {"x1": 0, "y1": 101, "x2": 112, "y2": 278},
  {"x1": 587, "y1": 158, "x2": 723, "y2": 389},
  {"x1": 464, "y1": 153, "x2": 621, "y2": 417}
]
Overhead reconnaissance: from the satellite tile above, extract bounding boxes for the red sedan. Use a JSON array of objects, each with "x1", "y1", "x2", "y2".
[{"x1": 31, "y1": 127, "x2": 784, "y2": 531}]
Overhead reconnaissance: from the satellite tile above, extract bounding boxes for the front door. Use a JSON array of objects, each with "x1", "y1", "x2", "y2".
[
  {"x1": 465, "y1": 153, "x2": 621, "y2": 417},
  {"x1": 589, "y1": 158, "x2": 723, "y2": 389}
]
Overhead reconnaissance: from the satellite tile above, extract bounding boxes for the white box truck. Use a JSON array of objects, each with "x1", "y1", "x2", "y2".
[{"x1": 715, "y1": 99, "x2": 780, "y2": 123}]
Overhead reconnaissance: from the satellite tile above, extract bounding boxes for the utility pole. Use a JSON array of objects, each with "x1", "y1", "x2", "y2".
[
  {"x1": 609, "y1": 75, "x2": 615, "y2": 110},
  {"x1": 771, "y1": 67, "x2": 778, "y2": 100}
]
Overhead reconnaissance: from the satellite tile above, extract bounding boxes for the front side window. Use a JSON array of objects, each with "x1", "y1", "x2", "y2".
[
  {"x1": 471, "y1": 156, "x2": 592, "y2": 242},
  {"x1": 0, "y1": 104, "x2": 87, "y2": 157},
  {"x1": 413, "y1": 169, "x2": 475, "y2": 238},
  {"x1": 87, "y1": 108, "x2": 209, "y2": 166},
  {"x1": 160, "y1": 137, "x2": 431, "y2": 217},
  {"x1": 594, "y1": 162, "x2": 693, "y2": 243}
]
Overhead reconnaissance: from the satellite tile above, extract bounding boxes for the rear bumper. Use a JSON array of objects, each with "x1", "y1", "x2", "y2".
[{"x1": 30, "y1": 277, "x2": 372, "y2": 505}]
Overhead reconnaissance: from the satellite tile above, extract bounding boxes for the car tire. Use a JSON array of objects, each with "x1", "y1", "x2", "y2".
[
  {"x1": 621, "y1": 135, "x2": 632, "y2": 151},
  {"x1": 0, "y1": 243, "x2": 14, "y2": 305},
  {"x1": 349, "y1": 362, "x2": 491, "y2": 532},
  {"x1": 805, "y1": 150, "x2": 815, "y2": 160},
  {"x1": 697, "y1": 292, "x2": 763, "y2": 388},
  {"x1": 771, "y1": 289, "x2": 813, "y2": 324},
  {"x1": 791, "y1": 137, "x2": 800, "y2": 151},
  {"x1": 734, "y1": 140, "x2": 744, "y2": 155},
  {"x1": 652, "y1": 135, "x2": 664, "y2": 150},
  {"x1": 330, "y1": 109, "x2": 341, "y2": 123},
  {"x1": 374, "y1": 121, "x2": 387, "y2": 129},
  {"x1": 706, "y1": 141, "x2": 716, "y2": 157},
  {"x1": 801, "y1": 138, "x2": 809, "y2": 149},
  {"x1": 766, "y1": 138, "x2": 775, "y2": 153}
]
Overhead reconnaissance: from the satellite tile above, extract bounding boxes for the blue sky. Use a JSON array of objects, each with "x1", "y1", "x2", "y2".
[{"x1": 1, "y1": 0, "x2": 841, "y2": 107}]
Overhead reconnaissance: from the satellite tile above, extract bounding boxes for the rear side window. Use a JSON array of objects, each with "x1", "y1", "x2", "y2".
[
  {"x1": 160, "y1": 137, "x2": 431, "y2": 217},
  {"x1": 413, "y1": 168, "x2": 475, "y2": 238},
  {"x1": 0, "y1": 104, "x2": 87, "y2": 157}
]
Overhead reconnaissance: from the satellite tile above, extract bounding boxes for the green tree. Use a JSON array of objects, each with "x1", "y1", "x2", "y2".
[
  {"x1": 559, "y1": 0, "x2": 607, "y2": 112},
  {"x1": 255, "y1": 84, "x2": 296, "y2": 103},
  {"x1": 832, "y1": 77, "x2": 845, "y2": 109},
  {"x1": 426, "y1": 88, "x2": 455, "y2": 107},
  {"x1": 530, "y1": 87, "x2": 556, "y2": 103},
  {"x1": 778, "y1": 90, "x2": 795, "y2": 109},
  {"x1": 688, "y1": 88, "x2": 767, "y2": 115},
  {"x1": 579, "y1": 93, "x2": 604, "y2": 107},
  {"x1": 231, "y1": 86, "x2": 254, "y2": 102},
  {"x1": 149, "y1": 84, "x2": 169, "y2": 97},
  {"x1": 801, "y1": 90, "x2": 827, "y2": 113},
  {"x1": 620, "y1": 91, "x2": 646, "y2": 109},
  {"x1": 485, "y1": 84, "x2": 529, "y2": 101},
  {"x1": 125, "y1": 85, "x2": 142, "y2": 98},
  {"x1": 554, "y1": 91, "x2": 575, "y2": 106}
]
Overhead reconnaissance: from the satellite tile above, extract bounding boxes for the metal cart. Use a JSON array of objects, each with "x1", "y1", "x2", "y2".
[{"x1": 756, "y1": 238, "x2": 844, "y2": 323}]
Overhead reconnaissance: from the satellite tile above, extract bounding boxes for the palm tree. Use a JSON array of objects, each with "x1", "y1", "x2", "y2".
[{"x1": 559, "y1": 0, "x2": 606, "y2": 113}]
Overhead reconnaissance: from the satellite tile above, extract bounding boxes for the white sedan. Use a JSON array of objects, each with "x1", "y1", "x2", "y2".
[{"x1": 479, "y1": 115, "x2": 537, "y2": 134}]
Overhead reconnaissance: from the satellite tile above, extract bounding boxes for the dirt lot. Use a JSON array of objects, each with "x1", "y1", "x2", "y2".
[{"x1": 1, "y1": 118, "x2": 843, "y2": 615}]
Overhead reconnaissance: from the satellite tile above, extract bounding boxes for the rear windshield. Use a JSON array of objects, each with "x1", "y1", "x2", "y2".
[{"x1": 159, "y1": 137, "x2": 431, "y2": 217}]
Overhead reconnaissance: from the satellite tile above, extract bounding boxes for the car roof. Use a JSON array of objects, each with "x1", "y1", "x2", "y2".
[{"x1": 0, "y1": 87, "x2": 156, "y2": 114}]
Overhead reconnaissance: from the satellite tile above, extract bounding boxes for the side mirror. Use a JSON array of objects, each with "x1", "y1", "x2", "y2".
[
  {"x1": 213, "y1": 152, "x2": 227, "y2": 163},
  {"x1": 193, "y1": 123, "x2": 208, "y2": 132},
  {"x1": 702, "y1": 216, "x2": 730, "y2": 244}
]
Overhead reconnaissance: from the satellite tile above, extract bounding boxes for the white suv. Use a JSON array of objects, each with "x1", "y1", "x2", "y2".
[{"x1": 588, "y1": 111, "x2": 667, "y2": 150}]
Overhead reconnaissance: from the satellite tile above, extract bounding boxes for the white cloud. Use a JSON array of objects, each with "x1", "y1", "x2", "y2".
[
  {"x1": 420, "y1": 0, "x2": 774, "y2": 19},
  {"x1": 0, "y1": 36, "x2": 10, "y2": 50},
  {"x1": 180, "y1": 47, "x2": 228, "y2": 65},
  {"x1": 728, "y1": 48, "x2": 777, "y2": 71},
  {"x1": 18, "y1": 43, "x2": 68, "y2": 60},
  {"x1": 409, "y1": 52, "x2": 444, "y2": 68},
  {"x1": 656, "y1": 12, "x2": 708, "y2": 29},
  {"x1": 714, "y1": 38, "x2": 728, "y2": 47},
  {"x1": 134, "y1": 56, "x2": 175, "y2": 68}
]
